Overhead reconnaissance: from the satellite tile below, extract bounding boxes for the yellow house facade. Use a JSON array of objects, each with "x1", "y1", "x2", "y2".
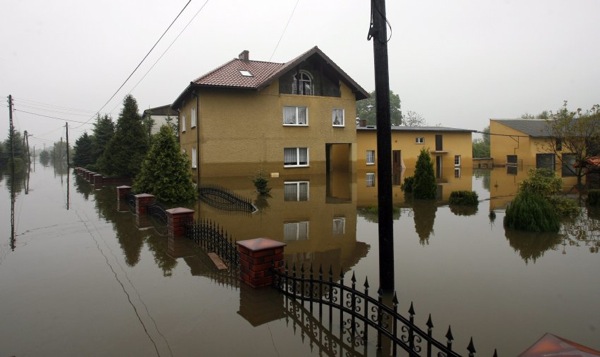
[
  {"x1": 489, "y1": 119, "x2": 579, "y2": 176},
  {"x1": 171, "y1": 47, "x2": 368, "y2": 183},
  {"x1": 356, "y1": 126, "x2": 474, "y2": 177}
]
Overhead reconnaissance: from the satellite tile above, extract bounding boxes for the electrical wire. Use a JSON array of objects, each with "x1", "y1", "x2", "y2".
[
  {"x1": 75, "y1": 0, "x2": 193, "y2": 129},
  {"x1": 125, "y1": 0, "x2": 212, "y2": 97},
  {"x1": 368, "y1": 0, "x2": 393, "y2": 44},
  {"x1": 269, "y1": 0, "x2": 300, "y2": 61},
  {"x1": 14, "y1": 109, "x2": 89, "y2": 124}
]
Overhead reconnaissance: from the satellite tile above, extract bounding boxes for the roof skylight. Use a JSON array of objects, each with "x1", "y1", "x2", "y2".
[{"x1": 239, "y1": 70, "x2": 253, "y2": 77}]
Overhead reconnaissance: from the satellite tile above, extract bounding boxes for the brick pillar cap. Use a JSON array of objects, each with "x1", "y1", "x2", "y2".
[
  {"x1": 117, "y1": 185, "x2": 132, "y2": 189},
  {"x1": 237, "y1": 238, "x2": 286, "y2": 252},
  {"x1": 134, "y1": 193, "x2": 155, "y2": 198},
  {"x1": 166, "y1": 207, "x2": 194, "y2": 214}
]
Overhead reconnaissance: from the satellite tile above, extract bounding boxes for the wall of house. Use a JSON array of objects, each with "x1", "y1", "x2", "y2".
[
  {"x1": 356, "y1": 129, "x2": 473, "y2": 170},
  {"x1": 178, "y1": 80, "x2": 358, "y2": 179},
  {"x1": 489, "y1": 120, "x2": 537, "y2": 167}
]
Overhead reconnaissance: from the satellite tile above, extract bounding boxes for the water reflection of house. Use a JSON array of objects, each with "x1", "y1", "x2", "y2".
[
  {"x1": 195, "y1": 174, "x2": 369, "y2": 275},
  {"x1": 171, "y1": 47, "x2": 368, "y2": 183},
  {"x1": 356, "y1": 166, "x2": 475, "y2": 207}
]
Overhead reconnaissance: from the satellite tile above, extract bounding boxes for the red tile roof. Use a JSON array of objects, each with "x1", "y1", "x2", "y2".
[
  {"x1": 192, "y1": 59, "x2": 284, "y2": 89},
  {"x1": 172, "y1": 46, "x2": 369, "y2": 109}
]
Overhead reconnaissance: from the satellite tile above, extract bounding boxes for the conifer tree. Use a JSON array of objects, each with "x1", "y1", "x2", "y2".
[
  {"x1": 91, "y1": 114, "x2": 114, "y2": 167},
  {"x1": 413, "y1": 148, "x2": 437, "y2": 199},
  {"x1": 99, "y1": 95, "x2": 148, "y2": 177},
  {"x1": 133, "y1": 125, "x2": 196, "y2": 204},
  {"x1": 73, "y1": 132, "x2": 94, "y2": 167}
]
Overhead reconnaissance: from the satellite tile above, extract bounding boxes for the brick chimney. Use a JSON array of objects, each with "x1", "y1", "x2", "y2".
[{"x1": 239, "y1": 50, "x2": 249, "y2": 61}]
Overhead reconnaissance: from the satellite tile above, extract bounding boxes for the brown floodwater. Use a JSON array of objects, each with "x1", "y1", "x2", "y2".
[{"x1": 0, "y1": 162, "x2": 598, "y2": 356}]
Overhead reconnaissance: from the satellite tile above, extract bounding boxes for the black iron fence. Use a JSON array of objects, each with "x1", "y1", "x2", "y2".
[
  {"x1": 185, "y1": 218, "x2": 240, "y2": 268},
  {"x1": 272, "y1": 264, "x2": 497, "y2": 357},
  {"x1": 125, "y1": 192, "x2": 136, "y2": 211},
  {"x1": 198, "y1": 185, "x2": 256, "y2": 213}
]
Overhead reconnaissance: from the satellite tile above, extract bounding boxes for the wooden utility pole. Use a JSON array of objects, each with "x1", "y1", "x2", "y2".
[
  {"x1": 8, "y1": 95, "x2": 15, "y2": 173},
  {"x1": 65, "y1": 122, "x2": 69, "y2": 166},
  {"x1": 369, "y1": 0, "x2": 395, "y2": 292}
]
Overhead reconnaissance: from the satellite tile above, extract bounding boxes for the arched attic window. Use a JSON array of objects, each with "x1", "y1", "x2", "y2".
[{"x1": 292, "y1": 70, "x2": 314, "y2": 95}]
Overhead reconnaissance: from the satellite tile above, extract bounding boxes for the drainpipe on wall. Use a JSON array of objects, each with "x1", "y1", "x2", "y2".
[{"x1": 194, "y1": 91, "x2": 200, "y2": 187}]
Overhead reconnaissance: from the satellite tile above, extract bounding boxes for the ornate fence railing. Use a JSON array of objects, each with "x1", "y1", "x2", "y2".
[
  {"x1": 185, "y1": 218, "x2": 240, "y2": 268},
  {"x1": 198, "y1": 185, "x2": 256, "y2": 213},
  {"x1": 273, "y1": 264, "x2": 497, "y2": 357},
  {"x1": 147, "y1": 203, "x2": 168, "y2": 226},
  {"x1": 125, "y1": 192, "x2": 136, "y2": 211}
]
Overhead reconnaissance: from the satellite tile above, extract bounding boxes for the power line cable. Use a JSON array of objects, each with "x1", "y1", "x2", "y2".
[
  {"x1": 126, "y1": 0, "x2": 212, "y2": 96},
  {"x1": 76, "y1": 0, "x2": 193, "y2": 129},
  {"x1": 269, "y1": 0, "x2": 300, "y2": 61},
  {"x1": 14, "y1": 109, "x2": 89, "y2": 124}
]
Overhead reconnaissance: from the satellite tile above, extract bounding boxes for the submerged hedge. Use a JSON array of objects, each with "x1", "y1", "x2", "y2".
[
  {"x1": 504, "y1": 191, "x2": 560, "y2": 233},
  {"x1": 449, "y1": 191, "x2": 479, "y2": 205}
]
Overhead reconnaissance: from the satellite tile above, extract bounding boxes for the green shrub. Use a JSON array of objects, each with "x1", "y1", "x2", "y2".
[
  {"x1": 401, "y1": 176, "x2": 415, "y2": 193},
  {"x1": 504, "y1": 191, "x2": 560, "y2": 232},
  {"x1": 588, "y1": 189, "x2": 600, "y2": 206},
  {"x1": 519, "y1": 168, "x2": 562, "y2": 197},
  {"x1": 548, "y1": 196, "x2": 580, "y2": 218},
  {"x1": 413, "y1": 148, "x2": 437, "y2": 199},
  {"x1": 449, "y1": 191, "x2": 479, "y2": 205}
]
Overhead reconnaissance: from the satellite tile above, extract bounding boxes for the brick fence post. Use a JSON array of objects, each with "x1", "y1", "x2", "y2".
[
  {"x1": 117, "y1": 185, "x2": 132, "y2": 200},
  {"x1": 236, "y1": 238, "x2": 286, "y2": 288},
  {"x1": 166, "y1": 207, "x2": 194, "y2": 239},
  {"x1": 135, "y1": 193, "x2": 155, "y2": 216},
  {"x1": 93, "y1": 174, "x2": 104, "y2": 188}
]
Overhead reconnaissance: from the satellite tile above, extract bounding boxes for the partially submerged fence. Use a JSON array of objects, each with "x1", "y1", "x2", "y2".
[
  {"x1": 198, "y1": 184, "x2": 256, "y2": 213},
  {"x1": 185, "y1": 219, "x2": 239, "y2": 268},
  {"x1": 272, "y1": 264, "x2": 497, "y2": 357}
]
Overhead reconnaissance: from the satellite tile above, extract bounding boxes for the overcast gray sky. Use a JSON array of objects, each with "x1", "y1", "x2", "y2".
[{"x1": 1, "y1": 0, "x2": 598, "y2": 149}]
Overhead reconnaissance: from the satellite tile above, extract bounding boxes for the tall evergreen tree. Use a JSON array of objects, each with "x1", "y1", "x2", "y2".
[
  {"x1": 133, "y1": 125, "x2": 196, "y2": 204},
  {"x1": 99, "y1": 95, "x2": 149, "y2": 177},
  {"x1": 73, "y1": 132, "x2": 94, "y2": 167},
  {"x1": 91, "y1": 114, "x2": 115, "y2": 167},
  {"x1": 413, "y1": 148, "x2": 437, "y2": 199}
]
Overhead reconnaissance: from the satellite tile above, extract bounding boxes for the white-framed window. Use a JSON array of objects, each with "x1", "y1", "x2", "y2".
[
  {"x1": 191, "y1": 147, "x2": 197, "y2": 169},
  {"x1": 333, "y1": 217, "x2": 345, "y2": 235},
  {"x1": 332, "y1": 108, "x2": 345, "y2": 127},
  {"x1": 366, "y1": 150, "x2": 375, "y2": 165},
  {"x1": 454, "y1": 155, "x2": 461, "y2": 167},
  {"x1": 191, "y1": 108, "x2": 197, "y2": 128},
  {"x1": 283, "y1": 106, "x2": 308, "y2": 126},
  {"x1": 366, "y1": 172, "x2": 376, "y2": 187},
  {"x1": 181, "y1": 115, "x2": 186, "y2": 133},
  {"x1": 284, "y1": 181, "x2": 309, "y2": 201},
  {"x1": 415, "y1": 137, "x2": 424, "y2": 144},
  {"x1": 284, "y1": 147, "x2": 309, "y2": 167},
  {"x1": 284, "y1": 221, "x2": 309, "y2": 241},
  {"x1": 454, "y1": 168, "x2": 461, "y2": 178},
  {"x1": 292, "y1": 70, "x2": 313, "y2": 95}
]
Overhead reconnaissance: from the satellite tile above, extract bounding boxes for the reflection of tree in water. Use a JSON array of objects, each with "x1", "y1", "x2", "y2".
[
  {"x1": 505, "y1": 229, "x2": 562, "y2": 263},
  {"x1": 73, "y1": 174, "x2": 93, "y2": 200},
  {"x1": 90, "y1": 185, "x2": 177, "y2": 275},
  {"x1": 412, "y1": 200, "x2": 437, "y2": 245},
  {"x1": 5, "y1": 165, "x2": 28, "y2": 196},
  {"x1": 449, "y1": 204, "x2": 478, "y2": 216},
  {"x1": 356, "y1": 206, "x2": 401, "y2": 223},
  {"x1": 93, "y1": 187, "x2": 144, "y2": 266},
  {"x1": 560, "y1": 207, "x2": 600, "y2": 254},
  {"x1": 474, "y1": 169, "x2": 491, "y2": 191}
]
